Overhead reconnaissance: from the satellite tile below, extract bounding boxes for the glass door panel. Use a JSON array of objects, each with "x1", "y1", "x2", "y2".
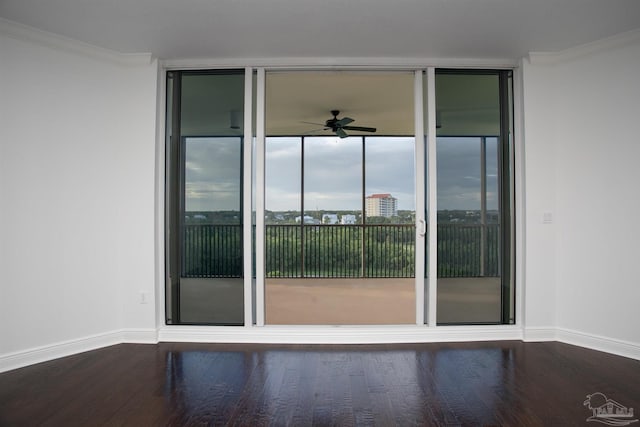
[
  {"x1": 180, "y1": 136, "x2": 243, "y2": 324},
  {"x1": 434, "y1": 71, "x2": 513, "y2": 324},
  {"x1": 264, "y1": 70, "x2": 415, "y2": 324},
  {"x1": 166, "y1": 70, "x2": 245, "y2": 325}
]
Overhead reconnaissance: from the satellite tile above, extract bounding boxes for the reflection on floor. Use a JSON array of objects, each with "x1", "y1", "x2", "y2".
[{"x1": 3, "y1": 341, "x2": 638, "y2": 425}]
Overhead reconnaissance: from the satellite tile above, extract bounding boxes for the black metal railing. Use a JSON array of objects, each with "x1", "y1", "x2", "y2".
[
  {"x1": 437, "y1": 224, "x2": 500, "y2": 277},
  {"x1": 182, "y1": 223, "x2": 500, "y2": 279},
  {"x1": 300, "y1": 225, "x2": 363, "y2": 278},
  {"x1": 364, "y1": 225, "x2": 415, "y2": 278},
  {"x1": 264, "y1": 224, "x2": 415, "y2": 278},
  {"x1": 182, "y1": 224, "x2": 242, "y2": 278}
]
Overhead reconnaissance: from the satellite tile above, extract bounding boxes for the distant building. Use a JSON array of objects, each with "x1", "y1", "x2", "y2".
[
  {"x1": 366, "y1": 193, "x2": 398, "y2": 218},
  {"x1": 322, "y1": 214, "x2": 339, "y2": 224},
  {"x1": 295, "y1": 215, "x2": 320, "y2": 224},
  {"x1": 341, "y1": 214, "x2": 356, "y2": 225}
]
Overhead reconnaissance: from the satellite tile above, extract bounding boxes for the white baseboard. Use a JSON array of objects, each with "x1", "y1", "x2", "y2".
[
  {"x1": 0, "y1": 331, "x2": 122, "y2": 373},
  {"x1": 556, "y1": 328, "x2": 640, "y2": 361},
  {"x1": 522, "y1": 327, "x2": 557, "y2": 342},
  {"x1": 157, "y1": 325, "x2": 524, "y2": 344},
  {"x1": 0, "y1": 329, "x2": 159, "y2": 373},
  {"x1": 121, "y1": 328, "x2": 159, "y2": 344}
]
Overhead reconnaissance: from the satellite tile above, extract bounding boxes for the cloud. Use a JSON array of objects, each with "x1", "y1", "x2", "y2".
[
  {"x1": 183, "y1": 135, "x2": 500, "y2": 212},
  {"x1": 185, "y1": 137, "x2": 242, "y2": 211},
  {"x1": 436, "y1": 137, "x2": 499, "y2": 210},
  {"x1": 265, "y1": 136, "x2": 417, "y2": 211}
]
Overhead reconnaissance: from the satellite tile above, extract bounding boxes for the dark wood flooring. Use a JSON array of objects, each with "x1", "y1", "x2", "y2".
[{"x1": 1, "y1": 341, "x2": 639, "y2": 426}]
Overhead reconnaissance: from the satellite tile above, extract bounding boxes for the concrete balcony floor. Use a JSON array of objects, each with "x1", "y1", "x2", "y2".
[
  {"x1": 266, "y1": 277, "x2": 501, "y2": 325},
  {"x1": 177, "y1": 277, "x2": 502, "y2": 325}
]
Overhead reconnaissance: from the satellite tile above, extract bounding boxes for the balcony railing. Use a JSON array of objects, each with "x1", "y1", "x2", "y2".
[
  {"x1": 182, "y1": 224, "x2": 242, "y2": 278},
  {"x1": 182, "y1": 223, "x2": 500, "y2": 279},
  {"x1": 438, "y1": 224, "x2": 500, "y2": 277},
  {"x1": 266, "y1": 224, "x2": 415, "y2": 278}
]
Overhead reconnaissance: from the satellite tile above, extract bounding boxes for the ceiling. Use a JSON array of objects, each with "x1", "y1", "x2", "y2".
[
  {"x1": 4, "y1": 1, "x2": 638, "y2": 137},
  {"x1": 1, "y1": 0, "x2": 640, "y2": 60}
]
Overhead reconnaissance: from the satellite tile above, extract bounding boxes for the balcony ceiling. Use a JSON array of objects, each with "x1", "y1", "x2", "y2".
[
  {"x1": 178, "y1": 70, "x2": 504, "y2": 138},
  {"x1": 1, "y1": 0, "x2": 640, "y2": 60}
]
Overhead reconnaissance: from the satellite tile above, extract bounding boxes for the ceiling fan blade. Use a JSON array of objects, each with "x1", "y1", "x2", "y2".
[
  {"x1": 301, "y1": 121, "x2": 328, "y2": 127},
  {"x1": 302, "y1": 127, "x2": 328, "y2": 135},
  {"x1": 335, "y1": 128, "x2": 349, "y2": 138},
  {"x1": 335, "y1": 117, "x2": 354, "y2": 126},
  {"x1": 342, "y1": 126, "x2": 377, "y2": 132}
]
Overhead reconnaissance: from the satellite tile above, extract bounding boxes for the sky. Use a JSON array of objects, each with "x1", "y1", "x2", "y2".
[
  {"x1": 185, "y1": 137, "x2": 242, "y2": 212},
  {"x1": 266, "y1": 136, "x2": 416, "y2": 212},
  {"x1": 184, "y1": 136, "x2": 499, "y2": 213}
]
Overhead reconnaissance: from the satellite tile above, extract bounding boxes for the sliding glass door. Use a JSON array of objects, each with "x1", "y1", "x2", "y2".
[
  {"x1": 431, "y1": 70, "x2": 514, "y2": 324},
  {"x1": 164, "y1": 67, "x2": 515, "y2": 327},
  {"x1": 166, "y1": 70, "x2": 245, "y2": 325}
]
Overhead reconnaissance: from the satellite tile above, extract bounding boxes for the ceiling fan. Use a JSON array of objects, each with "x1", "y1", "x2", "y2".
[{"x1": 307, "y1": 110, "x2": 377, "y2": 138}]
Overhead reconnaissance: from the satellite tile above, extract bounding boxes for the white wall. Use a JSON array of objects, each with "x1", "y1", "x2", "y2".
[
  {"x1": 0, "y1": 27, "x2": 157, "y2": 360},
  {"x1": 523, "y1": 33, "x2": 640, "y2": 353},
  {"x1": 520, "y1": 61, "x2": 559, "y2": 336},
  {"x1": 2, "y1": 19, "x2": 639, "y2": 368}
]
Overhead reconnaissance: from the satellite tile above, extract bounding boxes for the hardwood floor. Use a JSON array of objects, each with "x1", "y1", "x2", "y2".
[{"x1": 1, "y1": 341, "x2": 639, "y2": 426}]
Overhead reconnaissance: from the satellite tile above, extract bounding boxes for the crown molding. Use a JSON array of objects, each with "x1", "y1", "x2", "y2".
[
  {"x1": 528, "y1": 28, "x2": 640, "y2": 65},
  {"x1": 0, "y1": 18, "x2": 152, "y2": 66}
]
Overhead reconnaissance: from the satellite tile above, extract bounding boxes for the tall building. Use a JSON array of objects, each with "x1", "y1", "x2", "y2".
[{"x1": 366, "y1": 193, "x2": 398, "y2": 218}]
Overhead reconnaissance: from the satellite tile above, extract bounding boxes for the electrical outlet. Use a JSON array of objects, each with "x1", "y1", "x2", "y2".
[{"x1": 139, "y1": 291, "x2": 149, "y2": 304}]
